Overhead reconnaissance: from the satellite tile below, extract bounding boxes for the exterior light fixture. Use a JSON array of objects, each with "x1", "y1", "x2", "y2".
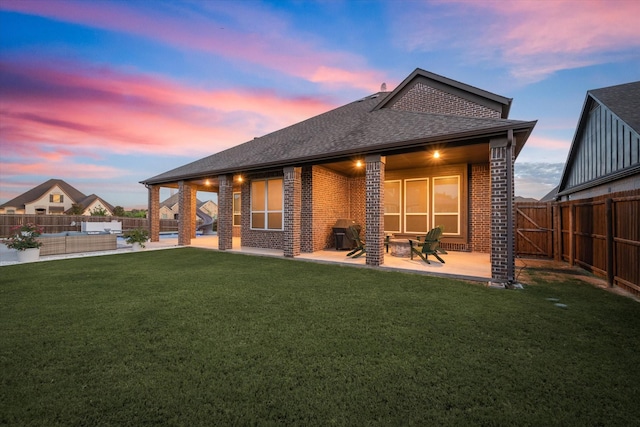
[
  {"x1": 237, "y1": 176, "x2": 243, "y2": 183},
  {"x1": 434, "y1": 150, "x2": 440, "y2": 159},
  {"x1": 204, "y1": 179, "x2": 211, "y2": 186},
  {"x1": 356, "y1": 160, "x2": 363, "y2": 168}
]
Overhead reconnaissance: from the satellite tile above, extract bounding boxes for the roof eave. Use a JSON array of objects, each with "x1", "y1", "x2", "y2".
[
  {"x1": 557, "y1": 164, "x2": 640, "y2": 197},
  {"x1": 373, "y1": 68, "x2": 513, "y2": 113},
  {"x1": 140, "y1": 121, "x2": 537, "y2": 186}
]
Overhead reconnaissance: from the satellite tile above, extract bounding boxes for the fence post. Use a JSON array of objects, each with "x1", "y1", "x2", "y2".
[
  {"x1": 568, "y1": 204, "x2": 575, "y2": 266},
  {"x1": 554, "y1": 203, "x2": 562, "y2": 262},
  {"x1": 605, "y1": 198, "x2": 614, "y2": 287},
  {"x1": 546, "y1": 202, "x2": 553, "y2": 258}
]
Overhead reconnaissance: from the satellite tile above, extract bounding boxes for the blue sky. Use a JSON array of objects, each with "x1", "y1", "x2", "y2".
[{"x1": 1, "y1": 0, "x2": 639, "y2": 207}]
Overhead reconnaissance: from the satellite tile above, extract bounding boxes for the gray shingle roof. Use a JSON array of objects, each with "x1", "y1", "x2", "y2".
[
  {"x1": 589, "y1": 81, "x2": 640, "y2": 133},
  {"x1": 76, "y1": 194, "x2": 115, "y2": 213},
  {"x1": 0, "y1": 178, "x2": 87, "y2": 209},
  {"x1": 142, "y1": 93, "x2": 533, "y2": 184},
  {"x1": 159, "y1": 192, "x2": 205, "y2": 208}
]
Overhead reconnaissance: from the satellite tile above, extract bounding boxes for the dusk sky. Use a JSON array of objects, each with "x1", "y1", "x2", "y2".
[{"x1": 1, "y1": 0, "x2": 639, "y2": 208}]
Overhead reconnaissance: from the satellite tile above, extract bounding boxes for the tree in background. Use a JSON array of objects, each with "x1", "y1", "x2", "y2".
[
  {"x1": 90, "y1": 206, "x2": 109, "y2": 216},
  {"x1": 69, "y1": 203, "x2": 84, "y2": 215},
  {"x1": 112, "y1": 206, "x2": 126, "y2": 217},
  {"x1": 126, "y1": 209, "x2": 147, "y2": 218}
]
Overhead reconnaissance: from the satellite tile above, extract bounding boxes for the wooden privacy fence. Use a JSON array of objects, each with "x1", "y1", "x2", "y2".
[
  {"x1": 515, "y1": 203, "x2": 554, "y2": 258},
  {"x1": 0, "y1": 215, "x2": 179, "y2": 238},
  {"x1": 516, "y1": 189, "x2": 640, "y2": 295}
]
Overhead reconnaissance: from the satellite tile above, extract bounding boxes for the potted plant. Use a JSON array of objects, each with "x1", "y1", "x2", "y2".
[
  {"x1": 124, "y1": 228, "x2": 149, "y2": 250},
  {"x1": 5, "y1": 223, "x2": 44, "y2": 262}
]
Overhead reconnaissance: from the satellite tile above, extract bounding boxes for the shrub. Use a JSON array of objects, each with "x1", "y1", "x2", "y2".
[{"x1": 5, "y1": 223, "x2": 44, "y2": 251}]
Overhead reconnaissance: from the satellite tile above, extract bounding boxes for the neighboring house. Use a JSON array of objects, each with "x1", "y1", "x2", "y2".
[
  {"x1": 0, "y1": 179, "x2": 115, "y2": 216},
  {"x1": 539, "y1": 186, "x2": 559, "y2": 202},
  {"x1": 159, "y1": 193, "x2": 218, "y2": 220},
  {"x1": 141, "y1": 68, "x2": 537, "y2": 282},
  {"x1": 555, "y1": 81, "x2": 640, "y2": 201}
]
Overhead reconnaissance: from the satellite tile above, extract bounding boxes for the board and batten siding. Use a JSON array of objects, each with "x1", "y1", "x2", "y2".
[{"x1": 566, "y1": 103, "x2": 640, "y2": 190}]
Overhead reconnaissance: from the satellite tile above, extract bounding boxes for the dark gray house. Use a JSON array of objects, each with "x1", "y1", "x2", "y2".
[{"x1": 556, "y1": 81, "x2": 640, "y2": 201}]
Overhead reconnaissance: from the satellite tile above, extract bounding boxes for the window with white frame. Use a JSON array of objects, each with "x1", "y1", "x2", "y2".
[
  {"x1": 396, "y1": 174, "x2": 462, "y2": 236},
  {"x1": 384, "y1": 180, "x2": 401, "y2": 233},
  {"x1": 251, "y1": 178, "x2": 283, "y2": 230},
  {"x1": 404, "y1": 178, "x2": 429, "y2": 234},
  {"x1": 233, "y1": 192, "x2": 241, "y2": 226},
  {"x1": 432, "y1": 176, "x2": 460, "y2": 235}
]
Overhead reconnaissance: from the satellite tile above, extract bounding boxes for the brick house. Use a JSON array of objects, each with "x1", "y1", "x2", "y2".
[
  {"x1": 159, "y1": 193, "x2": 218, "y2": 220},
  {"x1": 141, "y1": 69, "x2": 537, "y2": 282}
]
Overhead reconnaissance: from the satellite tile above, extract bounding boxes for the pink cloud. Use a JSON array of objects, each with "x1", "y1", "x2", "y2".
[
  {"x1": 396, "y1": 0, "x2": 640, "y2": 82},
  {"x1": 0, "y1": 0, "x2": 387, "y2": 92},
  {"x1": 0, "y1": 58, "x2": 342, "y2": 201},
  {"x1": 524, "y1": 136, "x2": 571, "y2": 151},
  {"x1": 0, "y1": 58, "x2": 337, "y2": 162},
  {"x1": 1, "y1": 160, "x2": 124, "y2": 179}
]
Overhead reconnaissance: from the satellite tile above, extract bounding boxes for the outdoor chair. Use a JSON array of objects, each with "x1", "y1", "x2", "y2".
[
  {"x1": 346, "y1": 225, "x2": 366, "y2": 258},
  {"x1": 409, "y1": 226, "x2": 446, "y2": 264}
]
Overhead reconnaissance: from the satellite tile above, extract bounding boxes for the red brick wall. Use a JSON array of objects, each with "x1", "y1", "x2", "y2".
[
  {"x1": 308, "y1": 166, "x2": 351, "y2": 252},
  {"x1": 349, "y1": 176, "x2": 366, "y2": 230},
  {"x1": 240, "y1": 166, "x2": 368, "y2": 253},
  {"x1": 391, "y1": 82, "x2": 502, "y2": 118},
  {"x1": 470, "y1": 163, "x2": 491, "y2": 253}
]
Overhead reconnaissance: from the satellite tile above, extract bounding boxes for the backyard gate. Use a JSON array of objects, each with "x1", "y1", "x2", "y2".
[{"x1": 515, "y1": 203, "x2": 554, "y2": 258}]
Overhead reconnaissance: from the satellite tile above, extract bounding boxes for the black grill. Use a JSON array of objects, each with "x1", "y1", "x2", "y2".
[{"x1": 332, "y1": 219, "x2": 360, "y2": 250}]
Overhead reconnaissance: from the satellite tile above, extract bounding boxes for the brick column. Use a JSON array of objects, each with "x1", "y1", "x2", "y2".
[
  {"x1": 283, "y1": 167, "x2": 302, "y2": 257},
  {"x1": 218, "y1": 174, "x2": 234, "y2": 250},
  {"x1": 147, "y1": 185, "x2": 160, "y2": 242},
  {"x1": 190, "y1": 188, "x2": 197, "y2": 239},
  {"x1": 489, "y1": 137, "x2": 515, "y2": 282},
  {"x1": 365, "y1": 155, "x2": 385, "y2": 266},
  {"x1": 178, "y1": 181, "x2": 194, "y2": 246}
]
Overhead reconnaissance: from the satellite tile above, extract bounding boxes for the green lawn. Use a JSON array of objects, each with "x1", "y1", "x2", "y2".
[{"x1": 1, "y1": 248, "x2": 639, "y2": 426}]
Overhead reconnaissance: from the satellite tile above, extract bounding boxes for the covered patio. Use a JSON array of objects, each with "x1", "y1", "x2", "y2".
[{"x1": 161, "y1": 235, "x2": 493, "y2": 281}]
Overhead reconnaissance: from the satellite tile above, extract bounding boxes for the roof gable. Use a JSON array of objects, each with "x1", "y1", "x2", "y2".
[
  {"x1": 588, "y1": 81, "x2": 640, "y2": 134},
  {"x1": 373, "y1": 68, "x2": 512, "y2": 119},
  {"x1": 77, "y1": 194, "x2": 115, "y2": 213},
  {"x1": 160, "y1": 192, "x2": 205, "y2": 208},
  {"x1": 0, "y1": 179, "x2": 87, "y2": 209},
  {"x1": 558, "y1": 81, "x2": 640, "y2": 196}
]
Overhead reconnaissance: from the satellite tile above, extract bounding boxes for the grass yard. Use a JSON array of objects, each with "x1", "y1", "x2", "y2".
[{"x1": 1, "y1": 248, "x2": 639, "y2": 426}]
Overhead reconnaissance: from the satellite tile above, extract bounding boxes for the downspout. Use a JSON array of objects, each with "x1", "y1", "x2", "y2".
[{"x1": 506, "y1": 129, "x2": 515, "y2": 285}]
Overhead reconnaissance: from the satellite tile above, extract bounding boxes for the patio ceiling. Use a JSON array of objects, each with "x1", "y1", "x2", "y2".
[{"x1": 161, "y1": 139, "x2": 492, "y2": 191}]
